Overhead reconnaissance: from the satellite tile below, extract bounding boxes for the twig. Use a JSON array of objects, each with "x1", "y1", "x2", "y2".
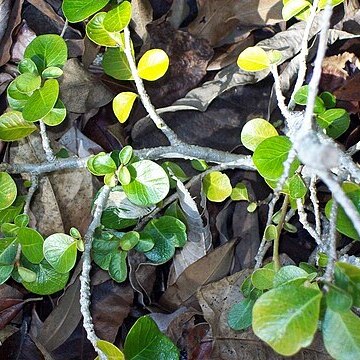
[
  {"x1": 39, "y1": 121, "x2": 56, "y2": 163},
  {"x1": 123, "y1": 27, "x2": 181, "y2": 146},
  {"x1": 79, "y1": 185, "x2": 111, "y2": 360},
  {"x1": 270, "y1": 65, "x2": 291, "y2": 120},
  {"x1": 309, "y1": 175, "x2": 321, "y2": 236},
  {"x1": 324, "y1": 199, "x2": 338, "y2": 282},
  {"x1": 288, "y1": 0, "x2": 321, "y2": 110},
  {"x1": 60, "y1": 19, "x2": 68, "y2": 38}
]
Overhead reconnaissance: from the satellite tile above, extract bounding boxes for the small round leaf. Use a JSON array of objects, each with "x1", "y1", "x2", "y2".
[
  {"x1": 0, "y1": 172, "x2": 17, "y2": 210},
  {"x1": 237, "y1": 47, "x2": 270, "y2": 72},
  {"x1": 137, "y1": 49, "x2": 169, "y2": 81},
  {"x1": 203, "y1": 171, "x2": 232, "y2": 202},
  {"x1": 113, "y1": 92, "x2": 138, "y2": 123}
]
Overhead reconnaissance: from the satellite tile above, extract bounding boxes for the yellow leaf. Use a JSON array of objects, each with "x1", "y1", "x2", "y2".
[
  {"x1": 137, "y1": 49, "x2": 169, "y2": 81},
  {"x1": 112, "y1": 92, "x2": 138, "y2": 123},
  {"x1": 95, "y1": 340, "x2": 125, "y2": 360},
  {"x1": 237, "y1": 47, "x2": 270, "y2": 72}
]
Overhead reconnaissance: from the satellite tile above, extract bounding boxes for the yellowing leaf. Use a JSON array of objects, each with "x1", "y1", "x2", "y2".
[
  {"x1": 112, "y1": 92, "x2": 138, "y2": 123},
  {"x1": 203, "y1": 171, "x2": 232, "y2": 202},
  {"x1": 95, "y1": 340, "x2": 125, "y2": 360},
  {"x1": 137, "y1": 49, "x2": 169, "y2": 81},
  {"x1": 237, "y1": 47, "x2": 270, "y2": 72}
]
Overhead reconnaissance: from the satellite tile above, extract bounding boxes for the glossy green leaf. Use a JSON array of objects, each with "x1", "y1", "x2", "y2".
[
  {"x1": 108, "y1": 250, "x2": 128, "y2": 282},
  {"x1": 325, "y1": 188, "x2": 360, "y2": 240},
  {"x1": 14, "y1": 214, "x2": 29, "y2": 228},
  {"x1": 231, "y1": 182, "x2": 249, "y2": 201},
  {"x1": 18, "y1": 58, "x2": 38, "y2": 75},
  {"x1": 293, "y1": 85, "x2": 326, "y2": 113},
  {"x1": 317, "y1": 108, "x2": 350, "y2": 139},
  {"x1": 164, "y1": 201, "x2": 187, "y2": 226},
  {"x1": 203, "y1": 171, "x2": 232, "y2": 202},
  {"x1": 253, "y1": 136, "x2": 299, "y2": 182},
  {"x1": 86, "y1": 12, "x2": 123, "y2": 47},
  {"x1": 142, "y1": 216, "x2": 187, "y2": 264},
  {"x1": 0, "y1": 111, "x2": 37, "y2": 141},
  {"x1": 162, "y1": 161, "x2": 189, "y2": 188},
  {"x1": 42, "y1": 66, "x2": 63, "y2": 79},
  {"x1": 334, "y1": 262, "x2": 360, "y2": 307},
  {"x1": 319, "y1": 91, "x2": 336, "y2": 108},
  {"x1": 289, "y1": 174, "x2": 307, "y2": 199},
  {"x1": 95, "y1": 340, "x2": 125, "y2": 360},
  {"x1": 1, "y1": 223, "x2": 19, "y2": 237},
  {"x1": 0, "y1": 264, "x2": 14, "y2": 284},
  {"x1": 326, "y1": 285, "x2": 353, "y2": 312},
  {"x1": 119, "y1": 231, "x2": 140, "y2": 251},
  {"x1": 0, "y1": 197, "x2": 24, "y2": 226},
  {"x1": 103, "y1": 47, "x2": 133, "y2": 80},
  {"x1": 253, "y1": 284, "x2": 322, "y2": 356},
  {"x1": 282, "y1": 0, "x2": 311, "y2": 21},
  {"x1": 119, "y1": 146, "x2": 133, "y2": 165},
  {"x1": 104, "y1": 1, "x2": 132, "y2": 32},
  {"x1": 17, "y1": 227, "x2": 44, "y2": 264},
  {"x1": 104, "y1": 173, "x2": 117, "y2": 187},
  {"x1": 251, "y1": 268, "x2": 275, "y2": 290},
  {"x1": 124, "y1": 316, "x2": 179, "y2": 360},
  {"x1": 123, "y1": 160, "x2": 170, "y2": 206},
  {"x1": 88, "y1": 152, "x2": 117, "y2": 176},
  {"x1": 15, "y1": 73, "x2": 41, "y2": 94},
  {"x1": 21, "y1": 259, "x2": 69, "y2": 295},
  {"x1": 43, "y1": 233, "x2": 77, "y2": 273},
  {"x1": 93, "y1": 230, "x2": 121, "y2": 270},
  {"x1": 113, "y1": 92, "x2": 138, "y2": 123},
  {"x1": 18, "y1": 266, "x2": 37, "y2": 282},
  {"x1": 0, "y1": 237, "x2": 17, "y2": 265},
  {"x1": 273, "y1": 265, "x2": 309, "y2": 288},
  {"x1": 137, "y1": 49, "x2": 169, "y2": 81},
  {"x1": 7, "y1": 80, "x2": 31, "y2": 111},
  {"x1": 41, "y1": 99, "x2": 67, "y2": 126},
  {"x1": 228, "y1": 298, "x2": 255, "y2": 330},
  {"x1": 237, "y1": 47, "x2": 270, "y2": 72},
  {"x1": 322, "y1": 308, "x2": 360, "y2": 360},
  {"x1": 24, "y1": 34, "x2": 67, "y2": 73},
  {"x1": 0, "y1": 172, "x2": 17, "y2": 210},
  {"x1": 191, "y1": 159, "x2": 208, "y2": 171},
  {"x1": 318, "y1": 0, "x2": 345, "y2": 10},
  {"x1": 62, "y1": 0, "x2": 110, "y2": 23},
  {"x1": 241, "y1": 118, "x2": 278, "y2": 151},
  {"x1": 22, "y1": 79, "x2": 59, "y2": 122}
]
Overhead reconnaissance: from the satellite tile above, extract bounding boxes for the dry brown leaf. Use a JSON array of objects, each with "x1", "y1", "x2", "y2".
[
  {"x1": 197, "y1": 270, "x2": 330, "y2": 360},
  {"x1": 159, "y1": 240, "x2": 236, "y2": 311},
  {"x1": 10, "y1": 21, "x2": 37, "y2": 63},
  {"x1": 188, "y1": 0, "x2": 282, "y2": 47},
  {"x1": 131, "y1": 0, "x2": 153, "y2": 41},
  {"x1": 60, "y1": 59, "x2": 114, "y2": 114}
]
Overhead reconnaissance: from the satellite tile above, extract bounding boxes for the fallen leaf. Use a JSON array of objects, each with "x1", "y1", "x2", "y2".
[
  {"x1": 159, "y1": 240, "x2": 236, "y2": 311},
  {"x1": 131, "y1": 0, "x2": 153, "y2": 41},
  {"x1": 0, "y1": 284, "x2": 24, "y2": 331},
  {"x1": 10, "y1": 21, "x2": 37, "y2": 63},
  {"x1": 188, "y1": 0, "x2": 282, "y2": 47}
]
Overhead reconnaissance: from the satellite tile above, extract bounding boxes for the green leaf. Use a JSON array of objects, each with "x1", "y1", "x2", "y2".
[
  {"x1": 18, "y1": 58, "x2": 38, "y2": 75},
  {"x1": 247, "y1": 202, "x2": 257, "y2": 212},
  {"x1": 228, "y1": 298, "x2": 255, "y2": 330},
  {"x1": 319, "y1": 91, "x2": 336, "y2": 108},
  {"x1": 0, "y1": 197, "x2": 24, "y2": 226},
  {"x1": 203, "y1": 171, "x2": 232, "y2": 202},
  {"x1": 318, "y1": 0, "x2": 345, "y2": 10},
  {"x1": 14, "y1": 214, "x2": 29, "y2": 228},
  {"x1": 95, "y1": 340, "x2": 125, "y2": 360},
  {"x1": 237, "y1": 47, "x2": 270, "y2": 72},
  {"x1": 293, "y1": 85, "x2": 326, "y2": 113},
  {"x1": 0, "y1": 172, "x2": 17, "y2": 210},
  {"x1": 15, "y1": 73, "x2": 41, "y2": 94},
  {"x1": 289, "y1": 174, "x2": 307, "y2": 199},
  {"x1": 251, "y1": 268, "x2": 275, "y2": 290},
  {"x1": 41, "y1": 99, "x2": 67, "y2": 126},
  {"x1": 22, "y1": 79, "x2": 59, "y2": 122},
  {"x1": 334, "y1": 262, "x2": 360, "y2": 307},
  {"x1": 42, "y1": 66, "x2": 63, "y2": 79},
  {"x1": 119, "y1": 231, "x2": 140, "y2": 251},
  {"x1": 93, "y1": 230, "x2": 121, "y2": 270},
  {"x1": 43, "y1": 233, "x2": 77, "y2": 273},
  {"x1": 137, "y1": 49, "x2": 170, "y2": 81},
  {"x1": 86, "y1": 12, "x2": 123, "y2": 47},
  {"x1": 18, "y1": 266, "x2": 37, "y2": 282},
  {"x1": 191, "y1": 159, "x2": 208, "y2": 171},
  {"x1": 264, "y1": 224, "x2": 278, "y2": 241},
  {"x1": 123, "y1": 160, "x2": 170, "y2": 206},
  {"x1": 108, "y1": 250, "x2": 128, "y2": 282},
  {"x1": 325, "y1": 188, "x2": 360, "y2": 240},
  {"x1": 7, "y1": 80, "x2": 31, "y2": 111},
  {"x1": 162, "y1": 161, "x2": 189, "y2": 189},
  {"x1": 273, "y1": 265, "x2": 309, "y2": 288},
  {"x1": 103, "y1": 47, "x2": 133, "y2": 80},
  {"x1": 17, "y1": 227, "x2": 44, "y2": 264},
  {"x1": 267, "y1": 50, "x2": 282, "y2": 65},
  {"x1": 124, "y1": 316, "x2": 179, "y2": 360},
  {"x1": 322, "y1": 308, "x2": 360, "y2": 360},
  {"x1": 104, "y1": 1, "x2": 132, "y2": 32},
  {"x1": 62, "y1": 0, "x2": 110, "y2": 23},
  {"x1": 0, "y1": 111, "x2": 37, "y2": 141},
  {"x1": 282, "y1": 0, "x2": 311, "y2": 21},
  {"x1": 253, "y1": 136, "x2": 299, "y2": 182},
  {"x1": 231, "y1": 182, "x2": 249, "y2": 201},
  {"x1": 21, "y1": 259, "x2": 69, "y2": 295},
  {"x1": 326, "y1": 285, "x2": 353, "y2": 312},
  {"x1": 142, "y1": 216, "x2": 187, "y2": 264},
  {"x1": 119, "y1": 146, "x2": 133, "y2": 165},
  {"x1": 113, "y1": 92, "x2": 138, "y2": 123},
  {"x1": 241, "y1": 118, "x2": 278, "y2": 151},
  {"x1": 24, "y1": 34, "x2": 67, "y2": 73},
  {"x1": 317, "y1": 108, "x2": 350, "y2": 139},
  {"x1": 164, "y1": 201, "x2": 187, "y2": 226},
  {"x1": 1, "y1": 223, "x2": 19, "y2": 237},
  {"x1": 252, "y1": 284, "x2": 322, "y2": 356},
  {"x1": 0, "y1": 237, "x2": 17, "y2": 265},
  {"x1": 88, "y1": 152, "x2": 117, "y2": 176},
  {"x1": 0, "y1": 264, "x2": 14, "y2": 284}
]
